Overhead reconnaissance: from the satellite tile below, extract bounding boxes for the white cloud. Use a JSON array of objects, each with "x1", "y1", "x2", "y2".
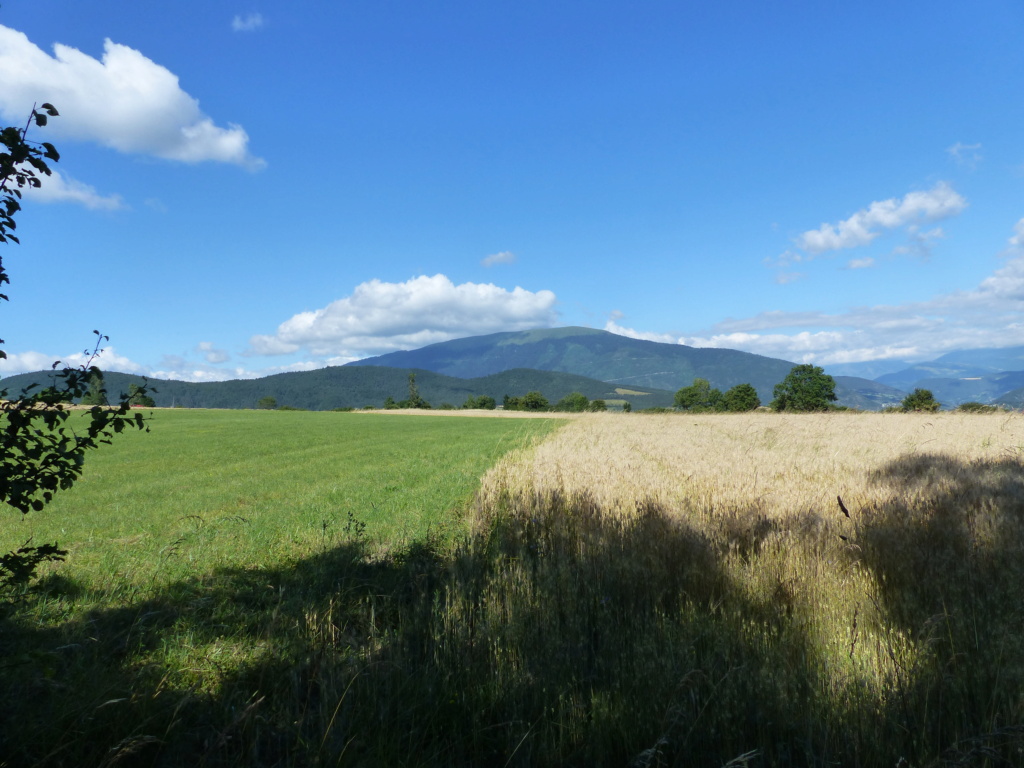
[
  {"x1": 1008, "y1": 218, "x2": 1024, "y2": 250},
  {"x1": 21, "y1": 168, "x2": 125, "y2": 210},
  {"x1": 232, "y1": 13, "x2": 264, "y2": 32},
  {"x1": 0, "y1": 345, "x2": 147, "y2": 377},
  {"x1": 846, "y1": 257, "x2": 875, "y2": 270},
  {"x1": 196, "y1": 341, "x2": 230, "y2": 364},
  {"x1": 248, "y1": 274, "x2": 559, "y2": 358},
  {"x1": 0, "y1": 25, "x2": 265, "y2": 169},
  {"x1": 0, "y1": 350, "x2": 62, "y2": 376},
  {"x1": 482, "y1": 250, "x2": 516, "y2": 267},
  {"x1": 947, "y1": 142, "x2": 982, "y2": 168},
  {"x1": 604, "y1": 318, "x2": 677, "y2": 344},
  {"x1": 774, "y1": 271, "x2": 804, "y2": 285},
  {"x1": 796, "y1": 182, "x2": 966, "y2": 254}
]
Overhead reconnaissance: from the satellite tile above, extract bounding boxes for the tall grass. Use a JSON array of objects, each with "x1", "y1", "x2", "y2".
[{"x1": 2, "y1": 411, "x2": 1023, "y2": 766}]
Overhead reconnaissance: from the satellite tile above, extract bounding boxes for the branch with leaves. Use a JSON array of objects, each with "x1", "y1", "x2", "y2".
[{"x1": 0, "y1": 104, "x2": 151, "y2": 591}]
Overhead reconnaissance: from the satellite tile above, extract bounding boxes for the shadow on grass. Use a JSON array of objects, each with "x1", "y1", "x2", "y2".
[
  {"x1": 848, "y1": 453, "x2": 1024, "y2": 766},
  {"x1": 2, "y1": 453, "x2": 1024, "y2": 766}
]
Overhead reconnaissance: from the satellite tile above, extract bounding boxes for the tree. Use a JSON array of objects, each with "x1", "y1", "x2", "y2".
[
  {"x1": 462, "y1": 395, "x2": 496, "y2": 410},
  {"x1": 80, "y1": 370, "x2": 108, "y2": 406},
  {"x1": 621, "y1": 401, "x2": 632, "y2": 413},
  {"x1": 554, "y1": 391, "x2": 589, "y2": 412},
  {"x1": 588, "y1": 399, "x2": 607, "y2": 412},
  {"x1": 1, "y1": 105, "x2": 149, "y2": 589},
  {"x1": 521, "y1": 391, "x2": 549, "y2": 411},
  {"x1": 770, "y1": 365, "x2": 837, "y2": 412},
  {"x1": 901, "y1": 388, "x2": 940, "y2": 412},
  {"x1": 503, "y1": 394, "x2": 522, "y2": 411},
  {"x1": 257, "y1": 396, "x2": 278, "y2": 410},
  {"x1": 128, "y1": 383, "x2": 156, "y2": 408},
  {"x1": 674, "y1": 378, "x2": 723, "y2": 412},
  {"x1": 721, "y1": 383, "x2": 760, "y2": 412},
  {"x1": 404, "y1": 372, "x2": 430, "y2": 409}
]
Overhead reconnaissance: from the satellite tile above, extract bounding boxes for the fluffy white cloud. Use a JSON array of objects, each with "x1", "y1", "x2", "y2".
[
  {"x1": 0, "y1": 25, "x2": 264, "y2": 169},
  {"x1": 248, "y1": 274, "x2": 559, "y2": 357},
  {"x1": 481, "y1": 250, "x2": 516, "y2": 267},
  {"x1": 846, "y1": 257, "x2": 875, "y2": 270},
  {"x1": 796, "y1": 182, "x2": 966, "y2": 254},
  {"x1": 0, "y1": 346, "x2": 147, "y2": 376},
  {"x1": 232, "y1": 13, "x2": 264, "y2": 32},
  {"x1": 22, "y1": 168, "x2": 125, "y2": 210},
  {"x1": 0, "y1": 350, "x2": 63, "y2": 376}
]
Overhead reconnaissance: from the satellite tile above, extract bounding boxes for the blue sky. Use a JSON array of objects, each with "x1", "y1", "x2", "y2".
[{"x1": 1, "y1": 0, "x2": 1022, "y2": 381}]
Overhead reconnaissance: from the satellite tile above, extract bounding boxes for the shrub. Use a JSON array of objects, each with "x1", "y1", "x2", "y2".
[
  {"x1": 901, "y1": 388, "x2": 940, "y2": 413},
  {"x1": 956, "y1": 401, "x2": 999, "y2": 414}
]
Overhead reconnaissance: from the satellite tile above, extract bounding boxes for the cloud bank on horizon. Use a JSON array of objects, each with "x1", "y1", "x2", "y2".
[{"x1": 611, "y1": 215, "x2": 1024, "y2": 365}]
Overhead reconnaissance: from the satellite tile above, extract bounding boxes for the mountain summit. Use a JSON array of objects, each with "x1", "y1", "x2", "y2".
[{"x1": 348, "y1": 326, "x2": 800, "y2": 401}]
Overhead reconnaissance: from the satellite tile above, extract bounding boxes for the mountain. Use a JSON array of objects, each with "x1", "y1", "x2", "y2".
[
  {"x1": 823, "y1": 359, "x2": 917, "y2": 379},
  {"x1": 348, "y1": 326, "x2": 804, "y2": 403},
  {"x1": 932, "y1": 346, "x2": 1024, "y2": 371},
  {"x1": 832, "y1": 377, "x2": 906, "y2": 410},
  {"x1": 993, "y1": 388, "x2": 1024, "y2": 409},
  {"x1": 3, "y1": 326, "x2": 911, "y2": 411},
  {"x1": 900, "y1": 371, "x2": 1024, "y2": 408},
  {"x1": 875, "y1": 363, "x2": 1003, "y2": 391},
  {"x1": 0, "y1": 365, "x2": 677, "y2": 411}
]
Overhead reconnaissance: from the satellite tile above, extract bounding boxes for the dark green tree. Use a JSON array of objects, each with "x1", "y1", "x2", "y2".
[
  {"x1": 1, "y1": 105, "x2": 149, "y2": 589},
  {"x1": 521, "y1": 391, "x2": 549, "y2": 411},
  {"x1": 257, "y1": 396, "x2": 277, "y2": 410},
  {"x1": 462, "y1": 395, "x2": 496, "y2": 410},
  {"x1": 588, "y1": 399, "x2": 607, "y2": 412},
  {"x1": 80, "y1": 370, "x2": 108, "y2": 406},
  {"x1": 770, "y1": 365, "x2": 837, "y2": 412},
  {"x1": 674, "y1": 378, "x2": 723, "y2": 412},
  {"x1": 721, "y1": 383, "x2": 760, "y2": 412},
  {"x1": 503, "y1": 394, "x2": 523, "y2": 411},
  {"x1": 128, "y1": 383, "x2": 156, "y2": 408},
  {"x1": 901, "y1": 388, "x2": 940, "y2": 412},
  {"x1": 405, "y1": 372, "x2": 430, "y2": 409},
  {"x1": 554, "y1": 391, "x2": 589, "y2": 412},
  {"x1": 621, "y1": 401, "x2": 632, "y2": 413}
]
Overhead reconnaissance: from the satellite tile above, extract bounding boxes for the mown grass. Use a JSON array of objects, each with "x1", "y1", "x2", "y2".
[
  {"x1": 3, "y1": 410, "x2": 1024, "y2": 767},
  {"x1": 2, "y1": 409, "x2": 560, "y2": 592}
]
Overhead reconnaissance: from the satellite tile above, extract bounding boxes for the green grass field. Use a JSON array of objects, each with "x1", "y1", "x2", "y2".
[{"x1": 2, "y1": 410, "x2": 559, "y2": 593}]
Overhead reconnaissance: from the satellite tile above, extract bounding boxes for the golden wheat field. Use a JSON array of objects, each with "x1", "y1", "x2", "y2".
[{"x1": 479, "y1": 410, "x2": 1024, "y2": 521}]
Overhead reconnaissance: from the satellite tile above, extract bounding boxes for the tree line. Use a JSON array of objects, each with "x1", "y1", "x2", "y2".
[{"x1": 674, "y1": 364, "x2": 955, "y2": 414}]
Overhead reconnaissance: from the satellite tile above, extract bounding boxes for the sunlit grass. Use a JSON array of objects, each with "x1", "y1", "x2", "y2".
[{"x1": 2, "y1": 409, "x2": 562, "y2": 593}]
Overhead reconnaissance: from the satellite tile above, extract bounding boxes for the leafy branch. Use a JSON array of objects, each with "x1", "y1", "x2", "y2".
[{"x1": 0, "y1": 104, "x2": 150, "y2": 591}]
